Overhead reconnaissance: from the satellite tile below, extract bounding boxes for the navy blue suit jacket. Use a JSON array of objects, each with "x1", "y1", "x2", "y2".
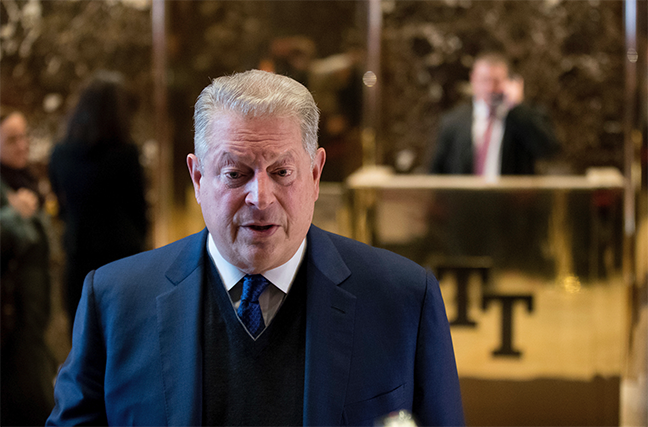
[{"x1": 47, "y1": 226, "x2": 464, "y2": 426}]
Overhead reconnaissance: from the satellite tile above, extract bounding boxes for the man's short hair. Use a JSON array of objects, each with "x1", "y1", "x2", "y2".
[
  {"x1": 473, "y1": 51, "x2": 511, "y2": 74},
  {"x1": 193, "y1": 69, "x2": 320, "y2": 164}
]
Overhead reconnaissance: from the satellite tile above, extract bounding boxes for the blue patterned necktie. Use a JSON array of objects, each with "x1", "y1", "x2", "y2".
[{"x1": 237, "y1": 274, "x2": 270, "y2": 338}]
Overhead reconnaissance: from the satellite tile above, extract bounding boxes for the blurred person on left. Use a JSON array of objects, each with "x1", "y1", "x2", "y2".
[
  {"x1": 0, "y1": 109, "x2": 56, "y2": 426},
  {"x1": 48, "y1": 71, "x2": 149, "y2": 330}
]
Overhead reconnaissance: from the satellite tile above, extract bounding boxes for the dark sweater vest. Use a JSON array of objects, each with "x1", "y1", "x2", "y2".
[{"x1": 201, "y1": 256, "x2": 306, "y2": 426}]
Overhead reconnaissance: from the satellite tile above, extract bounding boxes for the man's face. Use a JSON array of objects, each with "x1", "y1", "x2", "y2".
[
  {"x1": 0, "y1": 113, "x2": 29, "y2": 169},
  {"x1": 187, "y1": 113, "x2": 326, "y2": 274},
  {"x1": 470, "y1": 60, "x2": 509, "y2": 106}
]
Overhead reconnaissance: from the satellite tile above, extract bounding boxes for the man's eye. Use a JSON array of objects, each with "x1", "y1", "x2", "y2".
[
  {"x1": 224, "y1": 171, "x2": 242, "y2": 180},
  {"x1": 276, "y1": 169, "x2": 291, "y2": 178}
]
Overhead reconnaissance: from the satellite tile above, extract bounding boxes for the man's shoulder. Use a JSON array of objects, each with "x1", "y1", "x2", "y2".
[
  {"x1": 308, "y1": 227, "x2": 431, "y2": 301},
  {"x1": 96, "y1": 230, "x2": 205, "y2": 278},
  {"x1": 309, "y1": 226, "x2": 425, "y2": 276},
  {"x1": 506, "y1": 102, "x2": 548, "y2": 122},
  {"x1": 83, "y1": 230, "x2": 206, "y2": 308},
  {"x1": 441, "y1": 102, "x2": 472, "y2": 124}
]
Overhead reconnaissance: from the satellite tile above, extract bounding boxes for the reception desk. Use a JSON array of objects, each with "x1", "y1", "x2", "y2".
[{"x1": 345, "y1": 167, "x2": 627, "y2": 426}]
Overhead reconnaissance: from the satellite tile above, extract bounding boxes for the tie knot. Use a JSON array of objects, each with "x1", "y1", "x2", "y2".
[{"x1": 241, "y1": 274, "x2": 270, "y2": 303}]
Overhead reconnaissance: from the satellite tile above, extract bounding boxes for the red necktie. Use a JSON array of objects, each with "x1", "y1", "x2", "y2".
[{"x1": 474, "y1": 107, "x2": 496, "y2": 175}]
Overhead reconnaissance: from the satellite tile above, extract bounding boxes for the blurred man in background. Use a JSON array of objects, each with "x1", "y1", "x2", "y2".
[{"x1": 430, "y1": 51, "x2": 559, "y2": 178}]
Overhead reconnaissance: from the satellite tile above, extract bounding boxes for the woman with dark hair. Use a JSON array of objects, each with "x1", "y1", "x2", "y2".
[
  {"x1": 49, "y1": 71, "x2": 148, "y2": 327},
  {"x1": 1, "y1": 109, "x2": 56, "y2": 425}
]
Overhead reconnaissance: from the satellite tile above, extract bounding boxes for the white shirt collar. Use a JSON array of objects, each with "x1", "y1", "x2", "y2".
[
  {"x1": 206, "y1": 233, "x2": 306, "y2": 294},
  {"x1": 474, "y1": 98, "x2": 490, "y2": 118},
  {"x1": 473, "y1": 98, "x2": 508, "y2": 119}
]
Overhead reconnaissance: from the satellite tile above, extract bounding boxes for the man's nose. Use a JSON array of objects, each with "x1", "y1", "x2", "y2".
[{"x1": 245, "y1": 172, "x2": 275, "y2": 210}]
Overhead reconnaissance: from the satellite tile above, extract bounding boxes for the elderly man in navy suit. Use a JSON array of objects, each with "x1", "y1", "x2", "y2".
[{"x1": 47, "y1": 70, "x2": 464, "y2": 426}]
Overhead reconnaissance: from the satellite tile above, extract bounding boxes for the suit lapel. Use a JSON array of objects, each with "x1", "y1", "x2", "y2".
[
  {"x1": 157, "y1": 229, "x2": 208, "y2": 427},
  {"x1": 303, "y1": 226, "x2": 356, "y2": 426}
]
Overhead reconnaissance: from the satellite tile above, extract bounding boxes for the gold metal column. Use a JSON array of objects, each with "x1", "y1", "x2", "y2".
[
  {"x1": 621, "y1": 1, "x2": 647, "y2": 425},
  {"x1": 623, "y1": 0, "x2": 638, "y2": 283},
  {"x1": 361, "y1": 0, "x2": 382, "y2": 167},
  {"x1": 152, "y1": 0, "x2": 172, "y2": 248}
]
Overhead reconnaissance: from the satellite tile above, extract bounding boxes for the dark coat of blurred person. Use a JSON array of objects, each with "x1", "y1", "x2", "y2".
[
  {"x1": 1, "y1": 109, "x2": 57, "y2": 426},
  {"x1": 49, "y1": 71, "x2": 148, "y2": 327}
]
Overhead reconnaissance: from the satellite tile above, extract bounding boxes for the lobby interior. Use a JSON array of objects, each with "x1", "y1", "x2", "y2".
[{"x1": 1, "y1": 1, "x2": 647, "y2": 425}]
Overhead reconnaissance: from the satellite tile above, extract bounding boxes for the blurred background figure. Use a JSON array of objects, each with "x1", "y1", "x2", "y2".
[
  {"x1": 49, "y1": 71, "x2": 148, "y2": 329},
  {"x1": 309, "y1": 36, "x2": 364, "y2": 182},
  {"x1": 1, "y1": 109, "x2": 56, "y2": 426},
  {"x1": 258, "y1": 36, "x2": 316, "y2": 88},
  {"x1": 429, "y1": 51, "x2": 559, "y2": 179},
  {"x1": 262, "y1": 33, "x2": 365, "y2": 183}
]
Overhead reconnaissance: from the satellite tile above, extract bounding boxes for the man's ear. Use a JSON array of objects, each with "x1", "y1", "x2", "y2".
[
  {"x1": 186, "y1": 154, "x2": 202, "y2": 204},
  {"x1": 311, "y1": 147, "x2": 326, "y2": 200}
]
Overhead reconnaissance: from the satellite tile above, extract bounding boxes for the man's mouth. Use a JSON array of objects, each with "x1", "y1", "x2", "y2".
[{"x1": 249, "y1": 225, "x2": 273, "y2": 231}]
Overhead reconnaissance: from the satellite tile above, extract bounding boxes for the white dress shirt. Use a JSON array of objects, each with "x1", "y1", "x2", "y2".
[
  {"x1": 472, "y1": 99, "x2": 508, "y2": 181},
  {"x1": 206, "y1": 233, "x2": 306, "y2": 329}
]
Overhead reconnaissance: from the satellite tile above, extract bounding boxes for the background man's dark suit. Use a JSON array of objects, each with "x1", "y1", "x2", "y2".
[
  {"x1": 429, "y1": 102, "x2": 559, "y2": 175},
  {"x1": 47, "y1": 226, "x2": 464, "y2": 426}
]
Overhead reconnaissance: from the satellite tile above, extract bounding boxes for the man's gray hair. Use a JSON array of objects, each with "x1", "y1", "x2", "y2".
[{"x1": 193, "y1": 69, "x2": 319, "y2": 163}]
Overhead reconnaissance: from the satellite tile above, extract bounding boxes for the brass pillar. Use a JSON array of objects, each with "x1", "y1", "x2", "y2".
[
  {"x1": 152, "y1": 0, "x2": 172, "y2": 248},
  {"x1": 621, "y1": 1, "x2": 647, "y2": 425},
  {"x1": 361, "y1": 0, "x2": 382, "y2": 167}
]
